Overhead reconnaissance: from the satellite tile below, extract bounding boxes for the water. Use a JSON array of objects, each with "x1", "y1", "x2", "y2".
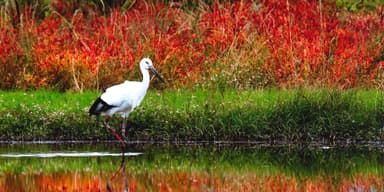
[
  {"x1": 0, "y1": 142, "x2": 383, "y2": 191},
  {"x1": 0, "y1": 152, "x2": 141, "y2": 158}
]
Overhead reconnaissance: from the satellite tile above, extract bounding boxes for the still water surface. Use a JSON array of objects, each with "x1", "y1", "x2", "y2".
[{"x1": 0, "y1": 142, "x2": 383, "y2": 191}]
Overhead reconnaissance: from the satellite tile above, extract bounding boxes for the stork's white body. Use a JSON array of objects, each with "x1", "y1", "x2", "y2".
[
  {"x1": 89, "y1": 58, "x2": 164, "y2": 119},
  {"x1": 100, "y1": 80, "x2": 149, "y2": 118}
]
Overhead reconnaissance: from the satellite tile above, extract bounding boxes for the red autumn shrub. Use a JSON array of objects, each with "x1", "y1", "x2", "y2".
[{"x1": 0, "y1": 0, "x2": 383, "y2": 90}]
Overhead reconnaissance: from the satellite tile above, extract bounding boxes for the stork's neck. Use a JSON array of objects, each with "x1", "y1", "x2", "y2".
[{"x1": 141, "y1": 66, "x2": 150, "y2": 88}]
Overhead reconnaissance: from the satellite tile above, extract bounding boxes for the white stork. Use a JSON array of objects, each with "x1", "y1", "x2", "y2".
[{"x1": 89, "y1": 58, "x2": 164, "y2": 142}]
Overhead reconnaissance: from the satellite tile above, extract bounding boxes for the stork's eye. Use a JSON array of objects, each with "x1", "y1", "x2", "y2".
[{"x1": 145, "y1": 61, "x2": 150, "y2": 65}]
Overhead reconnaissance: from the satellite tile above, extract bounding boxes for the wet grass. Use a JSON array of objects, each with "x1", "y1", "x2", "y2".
[{"x1": 0, "y1": 89, "x2": 384, "y2": 142}]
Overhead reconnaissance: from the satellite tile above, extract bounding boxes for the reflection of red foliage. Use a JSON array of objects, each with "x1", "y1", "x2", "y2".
[
  {"x1": 0, "y1": 172, "x2": 383, "y2": 191},
  {"x1": 0, "y1": 1, "x2": 383, "y2": 89}
]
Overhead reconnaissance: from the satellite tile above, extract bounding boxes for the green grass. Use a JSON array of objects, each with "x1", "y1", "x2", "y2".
[
  {"x1": 336, "y1": 0, "x2": 384, "y2": 11},
  {"x1": 0, "y1": 89, "x2": 384, "y2": 141},
  {"x1": 0, "y1": 90, "x2": 97, "y2": 112}
]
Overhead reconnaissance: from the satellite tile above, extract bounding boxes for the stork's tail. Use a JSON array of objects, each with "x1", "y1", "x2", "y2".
[{"x1": 89, "y1": 97, "x2": 114, "y2": 116}]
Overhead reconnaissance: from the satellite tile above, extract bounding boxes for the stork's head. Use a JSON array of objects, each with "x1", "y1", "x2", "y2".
[{"x1": 140, "y1": 58, "x2": 165, "y2": 83}]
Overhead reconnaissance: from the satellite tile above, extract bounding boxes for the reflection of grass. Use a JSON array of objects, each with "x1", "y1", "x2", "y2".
[
  {"x1": 0, "y1": 145, "x2": 383, "y2": 191},
  {"x1": 0, "y1": 145, "x2": 382, "y2": 177},
  {"x1": 0, "y1": 89, "x2": 384, "y2": 141}
]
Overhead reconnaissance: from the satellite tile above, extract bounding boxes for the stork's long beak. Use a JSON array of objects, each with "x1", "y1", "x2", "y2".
[{"x1": 150, "y1": 67, "x2": 165, "y2": 83}]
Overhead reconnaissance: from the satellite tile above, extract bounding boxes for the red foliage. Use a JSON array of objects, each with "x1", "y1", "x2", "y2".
[{"x1": 0, "y1": 0, "x2": 383, "y2": 90}]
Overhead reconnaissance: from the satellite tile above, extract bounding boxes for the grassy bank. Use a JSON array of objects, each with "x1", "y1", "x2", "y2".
[{"x1": 0, "y1": 89, "x2": 384, "y2": 142}]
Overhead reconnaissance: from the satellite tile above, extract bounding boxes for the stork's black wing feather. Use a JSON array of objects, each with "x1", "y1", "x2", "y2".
[{"x1": 89, "y1": 97, "x2": 115, "y2": 116}]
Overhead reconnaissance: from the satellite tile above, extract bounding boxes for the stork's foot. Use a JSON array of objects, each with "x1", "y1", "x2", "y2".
[
  {"x1": 103, "y1": 121, "x2": 108, "y2": 129},
  {"x1": 121, "y1": 134, "x2": 129, "y2": 144},
  {"x1": 121, "y1": 128, "x2": 127, "y2": 142},
  {"x1": 121, "y1": 119, "x2": 130, "y2": 144}
]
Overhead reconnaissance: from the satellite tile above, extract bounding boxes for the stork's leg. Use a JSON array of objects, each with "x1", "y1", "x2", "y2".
[
  {"x1": 103, "y1": 116, "x2": 126, "y2": 146},
  {"x1": 121, "y1": 117, "x2": 129, "y2": 143},
  {"x1": 103, "y1": 116, "x2": 129, "y2": 192}
]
